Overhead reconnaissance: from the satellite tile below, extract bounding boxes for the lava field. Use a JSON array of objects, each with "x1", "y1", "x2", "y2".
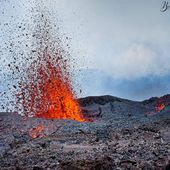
[{"x1": 0, "y1": 95, "x2": 170, "y2": 170}]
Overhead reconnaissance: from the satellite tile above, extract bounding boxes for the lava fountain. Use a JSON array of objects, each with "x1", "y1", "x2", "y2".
[
  {"x1": 16, "y1": 10, "x2": 85, "y2": 122},
  {"x1": 17, "y1": 48, "x2": 85, "y2": 122}
]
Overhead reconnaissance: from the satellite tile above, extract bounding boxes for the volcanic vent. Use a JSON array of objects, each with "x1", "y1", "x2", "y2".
[{"x1": 16, "y1": 10, "x2": 85, "y2": 122}]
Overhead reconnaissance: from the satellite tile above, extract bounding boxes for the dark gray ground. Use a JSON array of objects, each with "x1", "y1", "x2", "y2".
[{"x1": 0, "y1": 95, "x2": 170, "y2": 170}]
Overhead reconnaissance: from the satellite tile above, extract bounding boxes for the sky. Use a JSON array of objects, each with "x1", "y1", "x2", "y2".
[{"x1": 0, "y1": 0, "x2": 170, "y2": 107}]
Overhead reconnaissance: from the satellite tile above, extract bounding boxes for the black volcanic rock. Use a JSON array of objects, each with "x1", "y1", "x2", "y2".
[
  {"x1": 143, "y1": 94, "x2": 170, "y2": 105},
  {"x1": 78, "y1": 95, "x2": 128, "y2": 106},
  {"x1": 0, "y1": 94, "x2": 170, "y2": 170}
]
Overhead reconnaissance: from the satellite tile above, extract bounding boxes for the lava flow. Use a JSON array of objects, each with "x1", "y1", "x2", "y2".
[
  {"x1": 156, "y1": 103, "x2": 166, "y2": 112},
  {"x1": 154, "y1": 95, "x2": 170, "y2": 113},
  {"x1": 29, "y1": 124, "x2": 46, "y2": 139}
]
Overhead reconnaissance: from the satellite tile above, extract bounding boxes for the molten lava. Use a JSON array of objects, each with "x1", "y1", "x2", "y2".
[
  {"x1": 17, "y1": 51, "x2": 85, "y2": 122},
  {"x1": 155, "y1": 95, "x2": 170, "y2": 113},
  {"x1": 156, "y1": 103, "x2": 166, "y2": 112},
  {"x1": 34, "y1": 57, "x2": 85, "y2": 122},
  {"x1": 29, "y1": 125, "x2": 46, "y2": 138},
  {"x1": 16, "y1": 9, "x2": 86, "y2": 122},
  {"x1": 17, "y1": 53, "x2": 85, "y2": 122}
]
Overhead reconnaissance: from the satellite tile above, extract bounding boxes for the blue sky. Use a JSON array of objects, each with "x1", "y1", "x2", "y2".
[{"x1": 0, "y1": 0, "x2": 170, "y2": 110}]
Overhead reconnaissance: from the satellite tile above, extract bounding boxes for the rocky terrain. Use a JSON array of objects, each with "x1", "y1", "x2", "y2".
[{"x1": 0, "y1": 95, "x2": 170, "y2": 170}]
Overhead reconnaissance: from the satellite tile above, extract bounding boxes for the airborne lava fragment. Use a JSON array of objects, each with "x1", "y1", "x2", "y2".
[{"x1": 16, "y1": 10, "x2": 85, "y2": 122}]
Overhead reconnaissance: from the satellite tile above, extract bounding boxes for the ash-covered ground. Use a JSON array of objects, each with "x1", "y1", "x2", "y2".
[{"x1": 0, "y1": 95, "x2": 170, "y2": 170}]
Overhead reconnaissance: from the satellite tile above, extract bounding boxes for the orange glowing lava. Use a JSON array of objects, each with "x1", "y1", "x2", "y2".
[
  {"x1": 34, "y1": 58, "x2": 85, "y2": 122},
  {"x1": 17, "y1": 54, "x2": 85, "y2": 122},
  {"x1": 16, "y1": 11, "x2": 85, "y2": 122},
  {"x1": 156, "y1": 103, "x2": 165, "y2": 112},
  {"x1": 29, "y1": 125, "x2": 46, "y2": 138}
]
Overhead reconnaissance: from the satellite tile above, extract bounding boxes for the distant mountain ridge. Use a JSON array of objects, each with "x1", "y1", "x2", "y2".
[{"x1": 78, "y1": 94, "x2": 170, "y2": 106}]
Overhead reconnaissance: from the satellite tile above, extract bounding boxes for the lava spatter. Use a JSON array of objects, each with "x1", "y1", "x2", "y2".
[
  {"x1": 17, "y1": 54, "x2": 85, "y2": 122},
  {"x1": 16, "y1": 9, "x2": 85, "y2": 122}
]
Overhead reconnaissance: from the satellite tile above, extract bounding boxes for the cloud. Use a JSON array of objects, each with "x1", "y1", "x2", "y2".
[
  {"x1": 110, "y1": 43, "x2": 170, "y2": 80},
  {"x1": 39, "y1": 0, "x2": 170, "y2": 81},
  {"x1": 78, "y1": 68, "x2": 170, "y2": 101}
]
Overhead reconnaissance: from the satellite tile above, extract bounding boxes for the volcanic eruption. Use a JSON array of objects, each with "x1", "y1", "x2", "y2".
[{"x1": 16, "y1": 8, "x2": 85, "y2": 122}]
